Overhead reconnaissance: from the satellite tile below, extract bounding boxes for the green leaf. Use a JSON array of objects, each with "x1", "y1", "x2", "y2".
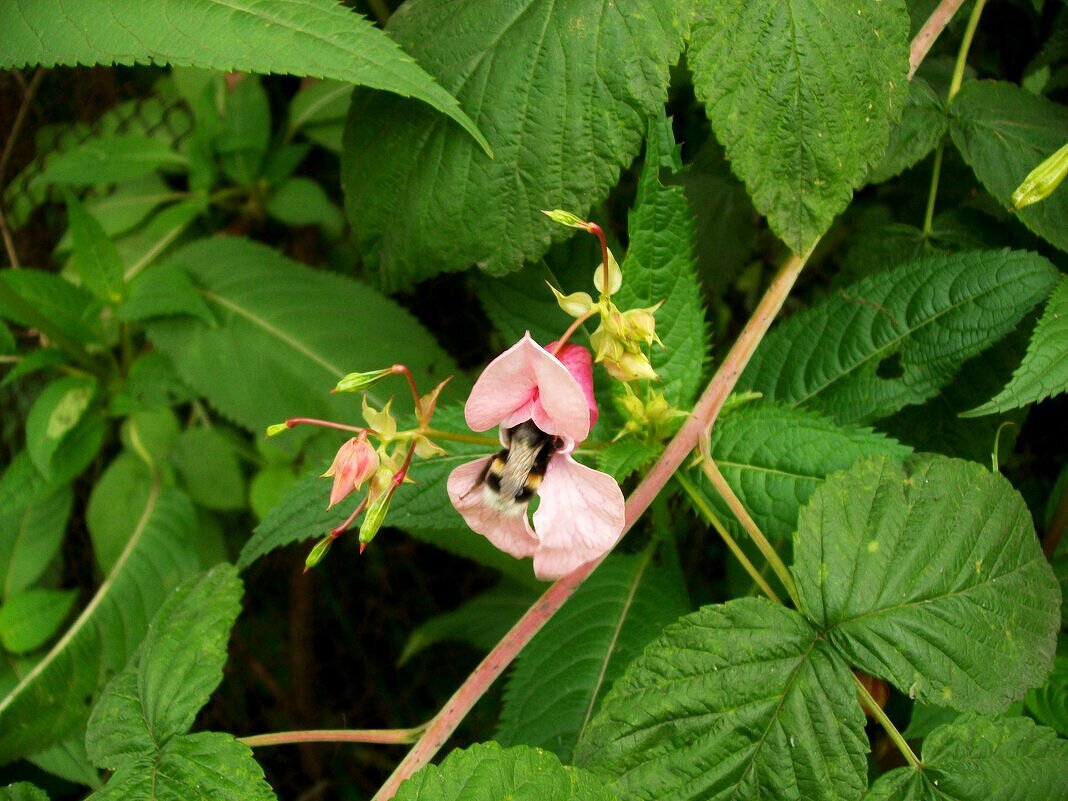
[
  {"x1": 575, "y1": 597, "x2": 869, "y2": 801},
  {"x1": 395, "y1": 742, "x2": 612, "y2": 801},
  {"x1": 287, "y1": 79, "x2": 352, "y2": 153},
  {"x1": 0, "y1": 0, "x2": 488, "y2": 156},
  {"x1": 39, "y1": 135, "x2": 187, "y2": 186},
  {"x1": 65, "y1": 192, "x2": 125, "y2": 304},
  {"x1": 0, "y1": 589, "x2": 78, "y2": 655},
  {"x1": 400, "y1": 580, "x2": 538, "y2": 666},
  {"x1": 950, "y1": 80, "x2": 1068, "y2": 252},
  {"x1": 114, "y1": 199, "x2": 206, "y2": 278},
  {"x1": 738, "y1": 249, "x2": 1059, "y2": 424},
  {"x1": 683, "y1": 403, "x2": 911, "y2": 541},
  {"x1": 119, "y1": 264, "x2": 215, "y2": 324},
  {"x1": 793, "y1": 455, "x2": 1060, "y2": 712},
  {"x1": 0, "y1": 321, "x2": 13, "y2": 355},
  {"x1": 497, "y1": 552, "x2": 690, "y2": 761},
  {"x1": 865, "y1": 714, "x2": 1068, "y2": 801},
  {"x1": 171, "y1": 429, "x2": 246, "y2": 511},
  {"x1": 57, "y1": 176, "x2": 179, "y2": 246},
  {"x1": 25, "y1": 375, "x2": 98, "y2": 480},
  {"x1": 0, "y1": 783, "x2": 49, "y2": 801},
  {"x1": 86, "y1": 453, "x2": 154, "y2": 574},
  {"x1": 266, "y1": 177, "x2": 344, "y2": 236},
  {"x1": 216, "y1": 76, "x2": 270, "y2": 186},
  {"x1": 1025, "y1": 653, "x2": 1068, "y2": 737},
  {"x1": 248, "y1": 466, "x2": 298, "y2": 522},
  {"x1": 0, "y1": 452, "x2": 72, "y2": 600},
  {"x1": 0, "y1": 269, "x2": 102, "y2": 345},
  {"x1": 0, "y1": 489, "x2": 201, "y2": 763},
  {"x1": 342, "y1": 0, "x2": 689, "y2": 289},
  {"x1": 145, "y1": 237, "x2": 463, "y2": 434},
  {"x1": 597, "y1": 439, "x2": 662, "y2": 482},
  {"x1": 868, "y1": 77, "x2": 948, "y2": 183},
  {"x1": 964, "y1": 275, "x2": 1068, "y2": 416},
  {"x1": 89, "y1": 732, "x2": 275, "y2": 801},
  {"x1": 27, "y1": 736, "x2": 101, "y2": 789},
  {"x1": 109, "y1": 351, "x2": 197, "y2": 416},
  {"x1": 688, "y1": 0, "x2": 910, "y2": 253},
  {"x1": 0, "y1": 349, "x2": 68, "y2": 389},
  {"x1": 87, "y1": 566, "x2": 243, "y2": 765},
  {"x1": 614, "y1": 118, "x2": 709, "y2": 407}
]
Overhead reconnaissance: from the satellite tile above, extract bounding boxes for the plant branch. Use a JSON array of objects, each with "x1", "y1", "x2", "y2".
[
  {"x1": 696, "y1": 446, "x2": 799, "y2": 607},
  {"x1": 0, "y1": 67, "x2": 45, "y2": 269},
  {"x1": 908, "y1": 0, "x2": 966, "y2": 80},
  {"x1": 371, "y1": 246, "x2": 813, "y2": 800},
  {"x1": 950, "y1": 0, "x2": 987, "y2": 101},
  {"x1": 853, "y1": 674, "x2": 922, "y2": 769},
  {"x1": 674, "y1": 472, "x2": 781, "y2": 603},
  {"x1": 240, "y1": 727, "x2": 426, "y2": 748}
]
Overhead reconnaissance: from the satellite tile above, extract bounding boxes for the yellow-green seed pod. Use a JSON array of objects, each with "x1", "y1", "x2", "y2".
[{"x1": 1012, "y1": 141, "x2": 1068, "y2": 210}]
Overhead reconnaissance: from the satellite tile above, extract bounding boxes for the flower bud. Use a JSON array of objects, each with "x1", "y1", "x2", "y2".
[
  {"x1": 265, "y1": 422, "x2": 289, "y2": 438},
  {"x1": 333, "y1": 367, "x2": 393, "y2": 394},
  {"x1": 541, "y1": 208, "x2": 591, "y2": 230},
  {"x1": 322, "y1": 431, "x2": 379, "y2": 508},
  {"x1": 359, "y1": 483, "x2": 395, "y2": 546},
  {"x1": 1012, "y1": 141, "x2": 1068, "y2": 210},
  {"x1": 304, "y1": 535, "x2": 333, "y2": 571},
  {"x1": 621, "y1": 305, "x2": 663, "y2": 346},
  {"x1": 602, "y1": 349, "x2": 658, "y2": 383}
]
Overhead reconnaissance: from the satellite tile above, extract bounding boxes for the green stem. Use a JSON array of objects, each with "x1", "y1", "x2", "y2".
[
  {"x1": 924, "y1": 0, "x2": 986, "y2": 237},
  {"x1": 949, "y1": 0, "x2": 987, "y2": 101},
  {"x1": 674, "y1": 473, "x2": 781, "y2": 603},
  {"x1": 922, "y1": 142, "x2": 944, "y2": 237},
  {"x1": 414, "y1": 428, "x2": 499, "y2": 447},
  {"x1": 240, "y1": 726, "x2": 425, "y2": 749},
  {"x1": 854, "y1": 674, "x2": 922, "y2": 769},
  {"x1": 698, "y1": 446, "x2": 799, "y2": 607}
]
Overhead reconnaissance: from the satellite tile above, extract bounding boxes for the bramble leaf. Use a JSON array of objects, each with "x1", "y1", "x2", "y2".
[
  {"x1": 395, "y1": 742, "x2": 612, "y2": 801},
  {"x1": 575, "y1": 598, "x2": 868, "y2": 801},
  {"x1": 343, "y1": 0, "x2": 689, "y2": 289},
  {"x1": 688, "y1": 0, "x2": 910, "y2": 253},
  {"x1": 865, "y1": 714, "x2": 1068, "y2": 801},
  {"x1": 794, "y1": 455, "x2": 1060, "y2": 713},
  {"x1": 738, "y1": 249, "x2": 1058, "y2": 424}
]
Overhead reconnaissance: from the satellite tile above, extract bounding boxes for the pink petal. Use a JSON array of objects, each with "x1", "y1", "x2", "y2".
[
  {"x1": 465, "y1": 334, "x2": 590, "y2": 443},
  {"x1": 546, "y1": 342, "x2": 598, "y2": 429},
  {"x1": 531, "y1": 454, "x2": 625, "y2": 580},
  {"x1": 447, "y1": 457, "x2": 538, "y2": 558}
]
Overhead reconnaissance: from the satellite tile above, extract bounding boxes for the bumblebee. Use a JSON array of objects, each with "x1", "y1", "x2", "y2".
[{"x1": 480, "y1": 421, "x2": 556, "y2": 515}]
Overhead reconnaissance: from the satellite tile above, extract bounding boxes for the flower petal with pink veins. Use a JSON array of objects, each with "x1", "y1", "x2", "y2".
[
  {"x1": 464, "y1": 333, "x2": 590, "y2": 443},
  {"x1": 447, "y1": 457, "x2": 538, "y2": 558},
  {"x1": 531, "y1": 454, "x2": 625, "y2": 580}
]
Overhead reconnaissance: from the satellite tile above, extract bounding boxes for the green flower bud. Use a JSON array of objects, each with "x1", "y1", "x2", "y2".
[
  {"x1": 333, "y1": 368, "x2": 393, "y2": 394},
  {"x1": 265, "y1": 422, "x2": 290, "y2": 438},
  {"x1": 359, "y1": 485, "x2": 394, "y2": 545},
  {"x1": 1012, "y1": 141, "x2": 1068, "y2": 210},
  {"x1": 304, "y1": 535, "x2": 334, "y2": 570},
  {"x1": 541, "y1": 208, "x2": 591, "y2": 229}
]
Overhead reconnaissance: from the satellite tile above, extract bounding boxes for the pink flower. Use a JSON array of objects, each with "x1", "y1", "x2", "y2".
[
  {"x1": 447, "y1": 334, "x2": 625, "y2": 580},
  {"x1": 323, "y1": 431, "x2": 379, "y2": 508}
]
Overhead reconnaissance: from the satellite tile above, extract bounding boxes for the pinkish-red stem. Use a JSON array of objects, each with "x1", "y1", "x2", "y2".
[
  {"x1": 391, "y1": 364, "x2": 423, "y2": 412},
  {"x1": 330, "y1": 495, "x2": 369, "y2": 538},
  {"x1": 286, "y1": 417, "x2": 365, "y2": 434},
  {"x1": 371, "y1": 249, "x2": 811, "y2": 801},
  {"x1": 587, "y1": 222, "x2": 611, "y2": 295},
  {"x1": 240, "y1": 728, "x2": 424, "y2": 748},
  {"x1": 909, "y1": 0, "x2": 966, "y2": 79}
]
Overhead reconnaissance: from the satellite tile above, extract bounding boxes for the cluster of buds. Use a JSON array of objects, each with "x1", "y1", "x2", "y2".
[
  {"x1": 267, "y1": 364, "x2": 449, "y2": 569},
  {"x1": 543, "y1": 209, "x2": 662, "y2": 383},
  {"x1": 613, "y1": 385, "x2": 687, "y2": 442}
]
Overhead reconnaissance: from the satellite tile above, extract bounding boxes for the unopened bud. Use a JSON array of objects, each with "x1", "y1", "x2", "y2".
[
  {"x1": 304, "y1": 536, "x2": 333, "y2": 571},
  {"x1": 333, "y1": 368, "x2": 393, "y2": 394},
  {"x1": 602, "y1": 349, "x2": 659, "y2": 383},
  {"x1": 359, "y1": 485, "x2": 394, "y2": 546},
  {"x1": 621, "y1": 304, "x2": 663, "y2": 346},
  {"x1": 1012, "y1": 141, "x2": 1068, "y2": 210},
  {"x1": 266, "y1": 422, "x2": 289, "y2": 438},
  {"x1": 541, "y1": 208, "x2": 591, "y2": 230}
]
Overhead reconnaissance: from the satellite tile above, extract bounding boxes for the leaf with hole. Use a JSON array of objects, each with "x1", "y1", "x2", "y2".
[{"x1": 738, "y1": 249, "x2": 1058, "y2": 424}]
